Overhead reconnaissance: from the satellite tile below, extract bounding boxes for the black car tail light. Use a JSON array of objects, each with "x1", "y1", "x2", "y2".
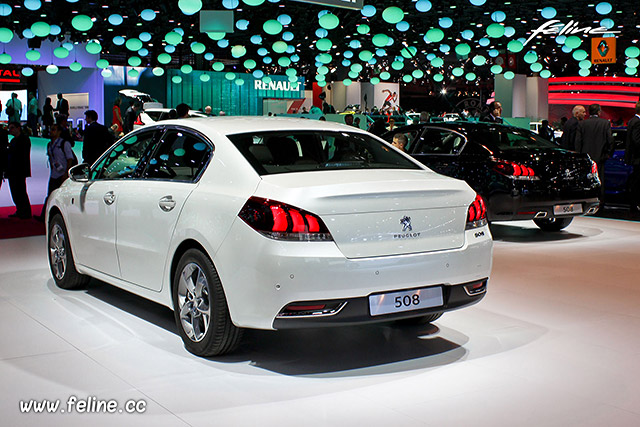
[
  {"x1": 239, "y1": 196, "x2": 333, "y2": 241},
  {"x1": 466, "y1": 194, "x2": 488, "y2": 229},
  {"x1": 492, "y1": 160, "x2": 538, "y2": 180},
  {"x1": 590, "y1": 160, "x2": 599, "y2": 177}
]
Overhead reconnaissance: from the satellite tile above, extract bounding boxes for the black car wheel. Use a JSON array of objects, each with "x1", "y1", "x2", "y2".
[
  {"x1": 533, "y1": 217, "x2": 573, "y2": 232},
  {"x1": 172, "y1": 249, "x2": 243, "y2": 357},
  {"x1": 48, "y1": 214, "x2": 90, "y2": 290}
]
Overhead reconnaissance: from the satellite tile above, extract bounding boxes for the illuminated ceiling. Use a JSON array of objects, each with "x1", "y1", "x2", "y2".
[{"x1": 0, "y1": 0, "x2": 638, "y2": 86}]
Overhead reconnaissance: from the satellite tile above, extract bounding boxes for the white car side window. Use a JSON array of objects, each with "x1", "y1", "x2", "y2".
[{"x1": 91, "y1": 131, "x2": 158, "y2": 180}]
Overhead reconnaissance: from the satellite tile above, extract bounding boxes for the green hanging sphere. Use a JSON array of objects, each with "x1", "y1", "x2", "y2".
[
  {"x1": 540, "y1": 70, "x2": 551, "y2": 79},
  {"x1": 504, "y1": 71, "x2": 515, "y2": 80},
  {"x1": 172, "y1": 75, "x2": 183, "y2": 84},
  {"x1": 472, "y1": 55, "x2": 486, "y2": 66},
  {"x1": 564, "y1": 36, "x2": 582, "y2": 49},
  {"x1": 158, "y1": 53, "x2": 172, "y2": 64},
  {"x1": 625, "y1": 46, "x2": 640, "y2": 58},
  {"x1": 101, "y1": 69, "x2": 112, "y2": 78},
  {"x1": 530, "y1": 62, "x2": 543, "y2": 72},
  {"x1": 465, "y1": 72, "x2": 476, "y2": 81},
  {"x1": 22, "y1": 67, "x2": 34, "y2": 77},
  {"x1": 455, "y1": 43, "x2": 471, "y2": 56},
  {"x1": 433, "y1": 74, "x2": 444, "y2": 82},
  {"x1": 243, "y1": 0, "x2": 265, "y2": 5},
  {"x1": 372, "y1": 34, "x2": 389, "y2": 47},
  {"x1": 212, "y1": 62, "x2": 224, "y2": 71},
  {"x1": 490, "y1": 65, "x2": 503, "y2": 74},
  {"x1": 25, "y1": 50, "x2": 41, "y2": 61},
  {"x1": 126, "y1": 38, "x2": 143, "y2": 51},
  {"x1": 431, "y1": 57, "x2": 444, "y2": 67},
  {"x1": 0, "y1": 27, "x2": 14, "y2": 44},
  {"x1": 625, "y1": 67, "x2": 637, "y2": 76},
  {"x1": 412, "y1": 69, "x2": 424, "y2": 79},
  {"x1": 425, "y1": 28, "x2": 444, "y2": 43},
  {"x1": 71, "y1": 15, "x2": 93, "y2": 32},
  {"x1": 178, "y1": 0, "x2": 203, "y2": 15},
  {"x1": 357, "y1": 24, "x2": 370, "y2": 35},
  {"x1": 207, "y1": 32, "x2": 226, "y2": 41},
  {"x1": 579, "y1": 68, "x2": 590, "y2": 77},
  {"x1": 486, "y1": 23, "x2": 505, "y2": 38},
  {"x1": 351, "y1": 63, "x2": 363, "y2": 73},
  {"x1": 200, "y1": 74, "x2": 210, "y2": 82},
  {"x1": 626, "y1": 58, "x2": 640, "y2": 68},
  {"x1": 382, "y1": 7, "x2": 404, "y2": 24},
  {"x1": 380, "y1": 71, "x2": 391, "y2": 80},
  {"x1": 244, "y1": 59, "x2": 257, "y2": 69},
  {"x1": 370, "y1": 77, "x2": 380, "y2": 85},
  {"x1": 572, "y1": 49, "x2": 588, "y2": 61},
  {"x1": 263, "y1": 20, "x2": 283, "y2": 35},
  {"x1": 317, "y1": 66, "x2": 329, "y2": 75},
  {"x1": 343, "y1": 79, "x2": 352, "y2": 86},
  {"x1": 225, "y1": 72, "x2": 236, "y2": 80},
  {"x1": 402, "y1": 74, "x2": 413, "y2": 83},
  {"x1": 181, "y1": 64, "x2": 193, "y2": 74},
  {"x1": 452, "y1": 67, "x2": 464, "y2": 77},
  {"x1": 359, "y1": 50, "x2": 373, "y2": 61},
  {"x1": 523, "y1": 51, "x2": 538, "y2": 64},
  {"x1": 96, "y1": 59, "x2": 109, "y2": 68},
  {"x1": 128, "y1": 56, "x2": 142, "y2": 67},
  {"x1": 231, "y1": 45, "x2": 247, "y2": 58},
  {"x1": 401, "y1": 46, "x2": 417, "y2": 59},
  {"x1": 272, "y1": 41, "x2": 288, "y2": 53},
  {"x1": 128, "y1": 69, "x2": 139, "y2": 78},
  {"x1": 152, "y1": 67, "x2": 165, "y2": 76},
  {"x1": 319, "y1": 13, "x2": 339, "y2": 30},
  {"x1": 0, "y1": 53, "x2": 11, "y2": 64},
  {"x1": 85, "y1": 42, "x2": 102, "y2": 54},
  {"x1": 507, "y1": 40, "x2": 524, "y2": 53},
  {"x1": 53, "y1": 47, "x2": 69, "y2": 59},
  {"x1": 579, "y1": 60, "x2": 592, "y2": 69},
  {"x1": 46, "y1": 64, "x2": 59, "y2": 74},
  {"x1": 235, "y1": 78, "x2": 245, "y2": 86},
  {"x1": 318, "y1": 53, "x2": 332, "y2": 63},
  {"x1": 348, "y1": 71, "x2": 359, "y2": 79},
  {"x1": 191, "y1": 42, "x2": 206, "y2": 54},
  {"x1": 391, "y1": 61, "x2": 404, "y2": 70},
  {"x1": 165, "y1": 31, "x2": 182, "y2": 45},
  {"x1": 278, "y1": 56, "x2": 291, "y2": 67},
  {"x1": 31, "y1": 21, "x2": 50, "y2": 37},
  {"x1": 286, "y1": 68, "x2": 297, "y2": 77},
  {"x1": 316, "y1": 38, "x2": 332, "y2": 51}
]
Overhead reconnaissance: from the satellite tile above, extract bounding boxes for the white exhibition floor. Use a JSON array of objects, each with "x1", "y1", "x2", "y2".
[{"x1": 1, "y1": 217, "x2": 639, "y2": 426}]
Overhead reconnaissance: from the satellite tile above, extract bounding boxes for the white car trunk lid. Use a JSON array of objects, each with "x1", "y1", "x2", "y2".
[{"x1": 254, "y1": 170, "x2": 473, "y2": 259}]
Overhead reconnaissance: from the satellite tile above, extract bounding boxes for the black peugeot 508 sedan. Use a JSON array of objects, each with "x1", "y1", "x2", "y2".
[{"x1": 384, "y1": 121, "x2": 601, "y2": 231}]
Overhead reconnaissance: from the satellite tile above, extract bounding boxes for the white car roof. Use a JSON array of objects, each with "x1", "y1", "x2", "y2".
[{"x1": 147, "y1": 116, "x2": 367, "y2": 137}]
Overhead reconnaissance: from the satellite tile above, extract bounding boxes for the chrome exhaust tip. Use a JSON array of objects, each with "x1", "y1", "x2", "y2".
[
  {"x1": 534, "y1": 211, "x2": 548, "y2": 218},
  {"x1": 586, "y1": 206, "x2": 599, "y2": 215}
]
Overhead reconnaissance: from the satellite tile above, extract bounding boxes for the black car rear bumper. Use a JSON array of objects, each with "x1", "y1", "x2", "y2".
[
  {"x1": 487, "y1": 193, "x2": 600, "y2": 221},
  {"x1": 272, "y1": 279, "x2": 487, "y2": 329}
]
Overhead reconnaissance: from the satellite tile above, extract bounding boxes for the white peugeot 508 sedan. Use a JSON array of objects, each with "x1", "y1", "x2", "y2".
[{"x1": 46, "y1": 117, "x2": 493, "y2": 357}]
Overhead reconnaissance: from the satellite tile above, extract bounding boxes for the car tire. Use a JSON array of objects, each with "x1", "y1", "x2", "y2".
[
  {"x1": 395, "y1": 312, "x2": 443, "y2": 325},
  {"x1": 48, "y1": 214, "x2": 90, "y2": 290},
  {"x1": 533, "y1": 217, "x2": 573, "y2": 231},
  {"x1": 172, "y1": 249, "x2": 243, "y2": 357}
]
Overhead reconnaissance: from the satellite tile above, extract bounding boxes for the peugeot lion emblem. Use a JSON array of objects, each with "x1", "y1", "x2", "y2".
[{"x1": 400, "y1": 216, "x2": 412, "y2": 232}]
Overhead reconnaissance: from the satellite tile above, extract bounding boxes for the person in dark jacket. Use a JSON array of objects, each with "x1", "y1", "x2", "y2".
[
  {"x1": 576, "y1": 104, "x2": 613, "y2": 205},
  {"x1": 54, "y1": 93, "x2": 69, "y2": 117},
  {"x1": 561, "y1": 105, "x2": 586, "y2": 150},
  {"x1": 480, "y1": 101, "x2": 503, "y2": 123},
  {"x1": 0, "y1": 125, "x2": 8, "y2": 191},
  {"x1": 123, "y1": 102, "x2": 139, "y2": 134},
  {"x1": 82, "y1": 110, "x2": 113, "y2": 166},
  {"x1": 6, "y1": 122, "x2": 32, "y2": 219},
  {"x1": 625, "y1": 102, "x2": 640, "y2": 214}
]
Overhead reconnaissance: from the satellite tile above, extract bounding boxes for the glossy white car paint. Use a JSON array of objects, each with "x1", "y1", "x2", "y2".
[{"x1": 47, "y1": 117, "x2": 493, "y2": 330}]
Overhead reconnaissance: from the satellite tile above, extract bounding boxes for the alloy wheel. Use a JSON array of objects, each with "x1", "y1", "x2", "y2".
[
  {"x1": 177, "y1": 262, "x2": 211, "y2": 342},
  {"x1": 49, "y1": 224, "x2": 67, "y2": 280}
]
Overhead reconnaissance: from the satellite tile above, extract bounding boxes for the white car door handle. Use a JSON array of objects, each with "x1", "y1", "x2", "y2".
[
  {"x1": 103, "y1": 191, "x2": 116, "y2": 205},
  {"x1": 159, "y1": 196, "x2": 176, "y2": 212}
]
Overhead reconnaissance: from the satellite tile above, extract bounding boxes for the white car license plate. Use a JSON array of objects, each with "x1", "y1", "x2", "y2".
[
  {"x1": 369, "y1": 286, "x2": 443, "y2": 317},
  {"x1": 553, "y1": 203, "x2": 583, "y2": 216}
]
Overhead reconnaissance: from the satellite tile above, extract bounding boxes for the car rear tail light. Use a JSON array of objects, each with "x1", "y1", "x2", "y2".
[
  {"x1": 239, "y1": 196, "x2": 333, "y2": 241},
  {"x1": 590, "y1": 160, "x2": 599, "y2": 178},
  {"x1": 277, "y1": 301, "x2": 347, "y2": 317},
  {"x1": 466, "y1": 194, "x2": 488, "y2": 229},
  {"x1": 492, "y1": 160, "x2": 538, "y2": 180}
]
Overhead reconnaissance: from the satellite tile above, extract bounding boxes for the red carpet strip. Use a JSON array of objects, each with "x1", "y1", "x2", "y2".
[{"x1": 0, "y1": 205, "x2": 46, "y2": 240}]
